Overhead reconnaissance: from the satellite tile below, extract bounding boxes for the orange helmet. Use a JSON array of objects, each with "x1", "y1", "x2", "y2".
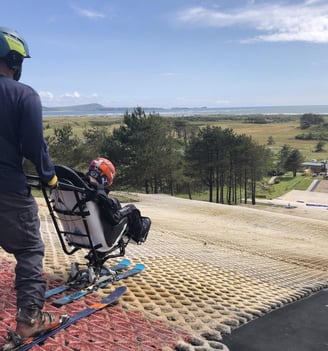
[{"x1": 88, "y1": 157, "x2": 116, "y2": 188}]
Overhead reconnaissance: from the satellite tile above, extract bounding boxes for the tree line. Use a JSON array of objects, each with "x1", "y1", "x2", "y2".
[{"x1": 39, "y1": 107, "x2": 304, "y2": 205}]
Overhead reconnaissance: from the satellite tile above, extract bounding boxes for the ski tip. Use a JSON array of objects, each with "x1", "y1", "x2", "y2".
[
  {"x1": 134, "y1": 263, "x2": 146, "y2": 271},
  {"x1": 102, "y1": 286, "x2": 127, "y2": 304},
  {"x1": 112, "y1": 285, "x2": 127, "y2": 297}
]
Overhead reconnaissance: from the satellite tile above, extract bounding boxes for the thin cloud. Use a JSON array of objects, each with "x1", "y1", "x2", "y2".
[
  {"x1": 39, "y1": 91, "x2": 54, "y2": 100},
  {"x1": 177, "y1": 1, "x2": 328, "y2": 43},
  {"x1": 39, "y1": 91, "x2": 100, "y2": 107},
  {"x1": 160, "y1": 72, "x2": 177, "y2": 77},
  {"x1": 62, "y1": 91, "x2": 81, "y2": 98},
  {"x1": 71, "y1": 5, "x2": 106, "y2": 19}
]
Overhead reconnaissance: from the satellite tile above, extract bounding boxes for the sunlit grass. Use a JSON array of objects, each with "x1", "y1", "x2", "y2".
[
  {"x1": 43, "y1": 115, "x2": 328, "y2": 161},
  {"x1": 176, "y1": 173, "x2": 314, "y2": 202},
  {"x1": 257, "y1": 173, "x2": 313, "y2": 199}
]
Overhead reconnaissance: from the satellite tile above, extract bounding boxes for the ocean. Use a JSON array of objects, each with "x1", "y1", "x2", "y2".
[{"x1": 42, "y1": 105, "x2": 328, "y2": 117}]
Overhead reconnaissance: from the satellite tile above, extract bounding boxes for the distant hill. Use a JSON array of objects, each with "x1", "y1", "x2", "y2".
[
  {"x1": 42, "y1": 103, "x2": 212, "y2": 112},
  {"x1": 42, "y1": 103, "x2": 328, "y2": 116},
  {"x1": 42, "y1": 103, "x2": 169, "y2": 114},
  {"x1": 43, "y1": 103, "x2": 106, "y2": 112}
]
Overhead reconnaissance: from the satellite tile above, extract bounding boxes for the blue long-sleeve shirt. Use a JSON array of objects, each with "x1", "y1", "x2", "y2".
[{"x1": 0, "y1": 74, "x2": 55, "y2": 192}]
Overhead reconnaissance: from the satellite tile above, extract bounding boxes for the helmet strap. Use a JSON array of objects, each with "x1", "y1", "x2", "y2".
[
  {"x1": 12, "y1": 65, "x2": 22, "y2": 81},
  {"x1": 4, "y1": 51, "x2": 23, "y2": 81}
]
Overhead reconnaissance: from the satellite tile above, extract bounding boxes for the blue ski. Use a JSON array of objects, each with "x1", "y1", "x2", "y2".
[
  {"x1": 52, "y1": 263, "x2": 145, "y2": 307},
  {"x1": 45, "y1": 259, "x2": 131, "y2": 298},
  {"x1": 5, "y1": 286, "x2": 127, "y2": 351}
]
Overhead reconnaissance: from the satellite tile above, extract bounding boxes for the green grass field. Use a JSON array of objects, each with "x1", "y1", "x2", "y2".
[
  {"x1": 43, "y1": 115, "x2": 122, "y2": 139},
  {"x1": 205, "y1": 120, "x2": 326, "y2": 161},
  {"x1": 176, "y1": 173, "x2": 314, "y2": 202},
  {"x1": 257, "y1": 173, "x2": 314, "y2": 199},
  {"x1": 43, "y1": 114, "x2": 328, "y2": 161}
]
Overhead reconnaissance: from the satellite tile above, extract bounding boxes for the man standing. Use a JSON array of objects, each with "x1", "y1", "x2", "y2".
[{"x1": 0, "y1": 26, "x2": 63, "y2": 344}]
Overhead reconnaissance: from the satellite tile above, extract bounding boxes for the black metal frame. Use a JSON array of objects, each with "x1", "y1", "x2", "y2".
[{"x1": 27, "y1": 165, "x2": 130, "y2": 276}]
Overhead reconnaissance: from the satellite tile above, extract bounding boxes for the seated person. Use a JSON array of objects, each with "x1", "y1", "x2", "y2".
[{"x1": 86, "y1": 157, "x2": 151, "y2": 244}]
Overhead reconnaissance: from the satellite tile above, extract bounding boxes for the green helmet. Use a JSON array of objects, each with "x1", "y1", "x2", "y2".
[
  {"x1": 0, "y1": 27, "x2": 30, "y2": 80},
  {"x1": 0, "y1": 26, "x2": 30, "y2": 58}
]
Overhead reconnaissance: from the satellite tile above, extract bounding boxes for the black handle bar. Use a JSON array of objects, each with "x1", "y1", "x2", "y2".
[{"x1": 26, "y1": 175, "x2": 86, "y2": 193}]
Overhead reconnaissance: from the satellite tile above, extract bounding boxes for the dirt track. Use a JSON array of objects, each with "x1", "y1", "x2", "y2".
[{"x1": 135, "y1": 188, "x2": 328, "y2": 269}]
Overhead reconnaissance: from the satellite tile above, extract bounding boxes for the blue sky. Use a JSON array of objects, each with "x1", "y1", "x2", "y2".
[{"x1": 2, "y1": 0, "x2": 328, "y2": 108}]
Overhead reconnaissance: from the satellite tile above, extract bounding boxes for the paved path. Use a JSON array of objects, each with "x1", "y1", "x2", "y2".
[{"x1": 222, "y1": 288, "x2": 328, "y2": 351}]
